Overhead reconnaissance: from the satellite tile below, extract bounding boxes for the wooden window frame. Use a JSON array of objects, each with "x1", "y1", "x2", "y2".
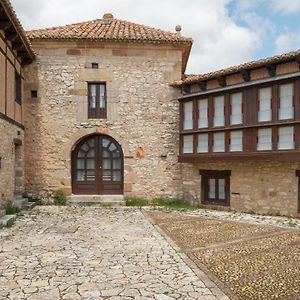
[
  {"x1": 88, "y1": 82, "x2": 107, "y2": 119},
  {"x1": 200, "y1": 170, "x2": 231, "y2": 206},
  {"x1": 15, "y1": 71, "x2": 22, "y2": 105}
]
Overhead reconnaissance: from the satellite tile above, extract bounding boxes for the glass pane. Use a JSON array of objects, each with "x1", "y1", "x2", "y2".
[
  {"x1": 109, "y1": 143, "x2": 117, "y2": 151},
  {"x1": 102, "y1": 170, "x2": 111, "y2": 181},
  {"x1": 213, "y1": 96, "x2": 225, "y2": 127},
  {"x1": 278, "y1": 126, "x2": 294, "y2": 150},
  {"x1": 87, "y1": 159, "x2": 95, "y2": 169},
  {"x1": 198, "y1": 99, "x2": 208, "y2": 128},
  {"x1": 76, "y1": 159, "x2": 85, "y2": 169},
  {"x1": 103, "y1": 150, "x2": 110, "y2": 158},
  {"x1": 113, "y1": 171, "x2": 121, "y2": 182},
  {"x1": 112, "y1": 151, "x2": 120, "y2": 158},
  {"x1": 102, "y1": 138, "x2": 110, "y2": 148},
  {"x1": 209, "y1": 179, "x2": 216, "y2": 199},
  {"x1": 87, "y1": 139, "x2": 95, "y2": 147},
  {"x1": 87, "y1": 149, "x2": 95, "y2": 158},
  {"x1": 183, "y1": 101, "x2": 193, "y2": 130},
  {"x1": 86, "y1": 171, "x2": 95, "y2": 181},
  {"x1": 213, "y1": 132, "x2": 225, "y2": 152},
  {"x1": 231, "y1": 93, "x2": 243, "y2": 125},
  {"x1": 103, "y1": 159, "x2": 111, "y2": 170},
  {"x1": 80, "y1": 143, "x2": 89, "y2": 152},
  {"x1": 99, "y1": 84, "x2": 106, "y2": 109},
  {"x1": 78, "y1": 150, "x2": 86, "y2": 158},
  {"x1": 113, "y1": 159, "x2": 121, "y2": 169},
  {"x1": 279, "y1": 84, "x2": 294, "y2": 120},
  {"x1": 230, "y1": 131, "x2": 243, "y2": 152},
  {"x1": 257, "y1": 128, "x2": 272, "y2": 151},
  {"x1": 219, "y1": 179, "x2": 226, "y2": 200},
  {"x1": 76, "y1": 171, "x2": 85, "y2": 181},
  {"x1": 197, "y1": 133, "x2": 208, "y2": 153},
  {"x1": 183, "y1": 135, "x2": 193, "y2": 154},
  {"x1": 258, "y1": 88, "x2": 272, "y2": 122},
  {"x1": 90, "y1": 84, "x2": 96, "y2": 109}
]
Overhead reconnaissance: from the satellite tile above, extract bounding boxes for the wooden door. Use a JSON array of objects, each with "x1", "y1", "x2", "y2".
[{"x1": 72, "y1": 135, "x2": 124, "y2": 195}]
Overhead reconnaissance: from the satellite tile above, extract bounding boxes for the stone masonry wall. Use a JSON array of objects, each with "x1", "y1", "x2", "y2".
[
  {"x1": 181, "y1": 161, "x2": 300, "y2": 216},
  {"x1": 0, "y1": 118, "x2": 24, "y2": 215},
  {"x1": 23, "y1": 42, "x2": 183, "y2": 200}
]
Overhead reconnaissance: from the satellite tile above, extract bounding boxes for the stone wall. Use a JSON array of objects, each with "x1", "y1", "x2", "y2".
[
  {"x1": 181, "y1": 161, "x2": 300, "y2": 216},
  {"x1": 0, "y1": 118, "x2": 24, "y2": 215},
  {"x1": 23, "y1": 42, "x2": 183, "y2": 200}
]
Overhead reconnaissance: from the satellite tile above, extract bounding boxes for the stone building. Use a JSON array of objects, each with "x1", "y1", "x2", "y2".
[
  {"x1": 1, "y1": 0, "x2": 300, "y2": 217},
  {"x1": 0, "y1": 0, "x2": 35, "y2": 215}
]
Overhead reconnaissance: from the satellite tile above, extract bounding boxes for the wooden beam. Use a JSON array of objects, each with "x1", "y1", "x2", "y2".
[
  {"x1": 0, "y1": 21, "x2": 11, "y2": 30},
  {"x1": 199, "y1": 81, "x2": 207, "y2": 91},
  {"x1": 12, "y1": 42, "x2": 24, "y2": 51},
  {"x1": 5, "y1": 31, "x2": 18, "y2": 41},
  {"x1": 182, "y1": 84, "x2": 191, "y2": 94},
  {"x1": 217, "y1": 77, "x2": 226, "y2": 87},
  {"x1": 240, "y1": 69, "x2": 250, "y2": 82},
  {"x1": 17, "y1": 51, "x2": 29, "y2": 58},
  {"x1": 266, "y1": 64, "x2": 276, "y2": 77},
  {"x1": 295, "y1": 56, "x2": 300, "y2": 68}
]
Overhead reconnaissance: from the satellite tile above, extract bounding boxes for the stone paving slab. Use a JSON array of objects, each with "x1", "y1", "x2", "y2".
[{"x1": 0, "y1": 206, "x2": 228, "y2": 300}]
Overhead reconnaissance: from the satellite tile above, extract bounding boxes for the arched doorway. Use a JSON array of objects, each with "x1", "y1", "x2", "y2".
[{"x1": 71, "y1": 134, "x2": 124, "y2": 195}]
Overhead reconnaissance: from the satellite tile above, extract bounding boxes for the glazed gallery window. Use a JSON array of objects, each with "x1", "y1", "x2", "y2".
[
  {"x1": 213, "y1": 96, "x2": 225, "y2": 127},
  {"x1": 213, "y1": 132, "x2": 225, "y2": 152},
  {"x1": 230, "y1": 93, "x2": 243, "y2": 125},
  {"x1": 279, "y1": 83, "x2": 294, "y2": 120},
  {"x1": 197, "y1": 133, "x2": 209, "y2": 153},
  {"x1": 183, "y1": 135, "x2": 193, "y2": 153},
  {"x1": 183, "y1": 101, "x2": 193, "y2": 130},
  {"x1": 230, "y1": 130, "x2": 243, "y2": 152},
  {"x1": 258, "y1": 87, "x2": 272, "y2": 122},
  {"x1": 198, "y1": 99, "x2": 208, "y2": 128},
  {"x1": 200, "y1": 170, "x2": 230, "y2": 206},
  {"x1": 278, "y1": 126, "x2": 294, "y2": 150},
  {"x1": 88, "y1": 83, "x2": 107, "y2": 119},
  {"x1": 257, "y1": 128, "x2": 272, "y2": 151}
]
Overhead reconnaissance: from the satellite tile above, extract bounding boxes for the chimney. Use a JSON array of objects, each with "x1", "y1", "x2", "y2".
[
  {"x1": 175, "y1": 25, "x2": 182, "y2": 37},
  {"x1": 103, "y1": 13, "x2": 114, "y2": 20}
]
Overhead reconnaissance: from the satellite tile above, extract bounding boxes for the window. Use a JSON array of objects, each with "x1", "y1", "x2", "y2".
[
  {"x1": 213, "y1": 132, "x2": 225, "y2": 152},
  {"x1": 15, "y1": 72, "x2": 22, "y2": 105},
  {"x1": 183, "y1": 135, "x2": 193, "y2": 153},
  {"x1": 200, "y1": 170, "x2": 230, "y2": 206},
  {"x1": 279, "y1": 83, "x2": 294, "y2": 120},
  {"x1": 183, "y1": 101, "x2": 193, "y2": 130},
  {"x1": 258, "y1": 87, "x2": 272, "y2": 122},
  {"x1": 257, "y1": 128, "x2": 272, "y2": 151},
  {"x1": 198, "y1": 99, "x2": 208, "y2": 128},
  {"x1": 91, "y1": 63, "x2": 99, "y2": 69},
  {"x1": 197, "y1": 133, "x2": 208, "y2": 153},
  {"x1": 213, "y1": 96, "x2": 225, "y2": 127},
  {"x1": 230, "y1": 131, "x2": 243, "y2": 152},
  {"x1": 88, "y1": 83, "x2": 106, "y2": 119},
  {"x1": 278, "y1": 126, "x2": 294, "y2": 150},
  {"x1": 230, "y1": 93, "x2": 243, "y2": 125}
]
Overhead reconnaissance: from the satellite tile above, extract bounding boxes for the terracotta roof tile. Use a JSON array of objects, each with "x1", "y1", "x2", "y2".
[
  {"x1": 173, "y1": 49, "x2": 300, "y2": 86},
  {"x1": 26, "y1": 16, "x2": 193, "y2": 46}
]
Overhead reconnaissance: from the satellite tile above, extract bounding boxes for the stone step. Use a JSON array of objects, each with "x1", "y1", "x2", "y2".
[
  {"x1": 68, "y1": 195, "x2": 125, "y2": 207},
  {"x1": 0, "y1": 214, "x2": 16, "y2": 228},
  {"x1": 22, "y1": 201, "x2": 36, "y2": 211}
]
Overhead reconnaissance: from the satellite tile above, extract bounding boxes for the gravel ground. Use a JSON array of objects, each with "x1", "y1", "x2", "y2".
[{"x1": 145, "y1": 209, "x2": 300, "y2": 300}]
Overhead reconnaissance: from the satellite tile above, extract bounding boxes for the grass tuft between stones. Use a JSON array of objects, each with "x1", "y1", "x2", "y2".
[
  {"x1": 53, "y1": 190, "x2": 67, "y2": 206},
  {"x1": 5, "y1": 204, "x2": 20, "y2": 215}
]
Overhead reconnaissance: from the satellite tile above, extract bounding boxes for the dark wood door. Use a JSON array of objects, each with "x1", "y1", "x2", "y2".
[{"x1": 72, "y1": 135, "x2": 124, "y2": 195}]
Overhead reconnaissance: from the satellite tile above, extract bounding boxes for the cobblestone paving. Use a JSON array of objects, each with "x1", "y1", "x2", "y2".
[
  {"x1": 146, "y1": 210, "x2": 300, "y2": 300},
  {"x1": 0, "y1": 206, "x2": 228, "y2": 300}
]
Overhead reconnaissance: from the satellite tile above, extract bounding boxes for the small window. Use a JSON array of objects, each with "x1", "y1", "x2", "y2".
[
  {"x1": 91, "y1": 63, "x2": 99, "y2": 69},
  {"x1": 230, "y1": 93, "x2": 243, "y2": 125},
  {"x1": 230, "y1": 130, "x2": 243, "y2": 152},
  {"x1": 183, "y1": 135, "x2": 193, "y2": 154},
  {"x1": 278, "y1": 126, "x2": 294, "y2": 150},
  {"x1": 257, "y1": 128, "x2": 272, "y2": 151},
  {"x1": 213, "y1": 96, "x2": 225, "y2": 127},
  {"x1": 200, "y1": 170, "x2": 230, "y2": 206},
  {"x1": 31, "y1": 90, "x2": 38, "y2": 98},
  {"x1": 15, "y1": 72, "x2": 22, "y2": 105},
  {"x1": 197, "y1": 133, "x2": 208, "y2": 153},
  {"x1": 279, "y1": 83, "x2": 294, "y2": 120},
  {"x1": 258, "y1": 87, "x2": 272, "y2": 122},
  {"x1": 183, "y1": 101, "x2": 193, "y2": 130},
  {"x1": 213, "y1": 132, "x2": 225, "y2": 152},
  {"x1": 198, "y1": 99, "x2": 208, "y2": 128},
  {"x1": 88, "y1": 83, "x2": 106, "y2": 119}
]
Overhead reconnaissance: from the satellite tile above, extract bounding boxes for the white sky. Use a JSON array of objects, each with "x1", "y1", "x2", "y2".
[{"x1": 10, "y1": 0, "x2": 300, "y2": 74}]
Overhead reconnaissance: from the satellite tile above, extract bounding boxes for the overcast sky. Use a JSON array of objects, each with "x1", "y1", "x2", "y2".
[{"x1": 11, "y1": 0, "x2": 300, "y2": 74}]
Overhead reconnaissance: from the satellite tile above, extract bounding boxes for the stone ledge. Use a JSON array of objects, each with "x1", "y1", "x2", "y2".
[{"x1": 0, "y1": 214, "x2": 16, "y2": 227}]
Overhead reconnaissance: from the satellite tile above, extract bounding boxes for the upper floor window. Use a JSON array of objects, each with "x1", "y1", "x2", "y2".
[
  {"x1": 88, "y1": 83, "x2": 106, "y2": 119},
  {"x1": 230, "y1": 130, "x2": 243, "y2": 152},
  {"x1": 230, "y1": 93, "x2": 243, "y2": 125},
  {"x1": 213, "y1": 96, "x2": 225, "y2": 127},
  {"x1": 198, "y1": 99, "x2": 208, "y2": 128},
  {"x1": 197, "y1": 133, "x2": 209, "y2": 153},
  {"x1": 183, "y1": 135, "x2": 193, "y2": 153},
  {"x1": 213, "y1": 132, "x2": 225, "y2": 152},
  {"x1": 279, "y1": 83, "x2": 294, "y2": 120},
  {"x1": 183, "y1": 101, "x2": 193, "y2": 130},
  {"x1": 278, "y1": 126, "x2": 294, "y2": 150},
  {"x1": 258, "y1": 87, "x2": 272, "y2": 122},
  {"x1": 257, "y1": 128, "x2": 272, "y2": 151},
  {"x1": 15, "y1": 72, "x2": 22, "y2": 105}
]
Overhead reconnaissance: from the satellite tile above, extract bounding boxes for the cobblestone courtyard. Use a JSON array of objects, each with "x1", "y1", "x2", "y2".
[{"x1": 0, "y1": 207, "x2": 228, "y2": 300}]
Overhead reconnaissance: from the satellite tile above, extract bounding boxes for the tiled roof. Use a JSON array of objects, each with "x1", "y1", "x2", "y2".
[
  {"x1": 1, "y1": 0, "x2": 35, "y2": 62},
  {"x1": 26, "y1": 15, "x2": 193, "y2": 46},
  {"x1": 173, "y1": 49, "x2": 300, "y2": 86}
]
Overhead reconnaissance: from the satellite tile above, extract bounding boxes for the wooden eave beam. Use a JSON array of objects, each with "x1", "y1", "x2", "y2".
[
  {"x1": 182, "y1": 84, "x2": 191, "y2": 95},
  {"x1": 12, "y1": 42, "x2": 25, "y2": 51},
  {"x1": 17, "y1": 51, "x2": 29, "y2": 58},
  {"x1": 199, "y1": 81, "x2": 207, "y2": 91},
  {"x1": 217, "y1": 76, "x2": 226, "y2": 87},
  {"x1": 295, "y1": 56, "x2": 300, "y2": 68},
  {"x1": 240, "y1": 69, "x2": 250, "y2": 82},
  {"x1": 5, "y1": 31, "x2": 18, "y2": 41},
  {"x1": 266, "y1": 64, "x2": 276, "y2": 77},
  {"x1": 0, "y1": 21, "x2": 11, "y2": 30}
]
